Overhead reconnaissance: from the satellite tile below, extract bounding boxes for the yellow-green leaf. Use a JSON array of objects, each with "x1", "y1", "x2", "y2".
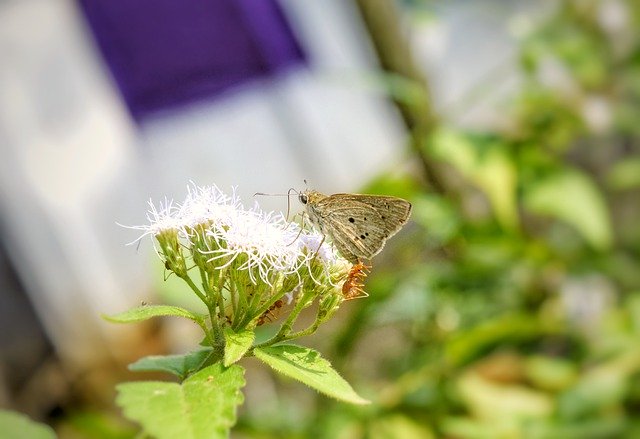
[
  {"x1": 103, "y1": 305, "x2": 205, "y2": 324},
  {"x1": 429, "y1": 129, "x2": 519, "y2": 231},
  {"x1": 0, "y1": 410, "x2": 56, "y2": 439},
  {"x1": 117, "y1": 363, "x2": 245, "y2": 439},
  {"x1": 254, "y1": 344, "x2": 369, "y2": 405},
  {"x1": 223, "y1": 328, "x2": 255, "y2": 366},
  {"x1": 129, "y1": 348, "x2": 218, "y2": 381},
  {"x1": 524, "y1": 169, "x2": 612, "y2": 250}
]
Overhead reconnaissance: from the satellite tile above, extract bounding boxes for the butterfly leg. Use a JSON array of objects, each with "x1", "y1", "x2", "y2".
[
  {"x1": 309, "y1": 234, "x2": 326, "y2": 264},
  {"x1": 285, "y1": 211, "x2": 307, "y2": 247}
]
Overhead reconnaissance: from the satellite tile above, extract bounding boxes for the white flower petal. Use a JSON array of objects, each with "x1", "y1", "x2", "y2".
[{"x1": 123, "y1": 183, "x2": 343, "y2": 285}]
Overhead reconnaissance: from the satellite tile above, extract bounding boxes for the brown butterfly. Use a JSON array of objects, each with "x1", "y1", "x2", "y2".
[{"x1": 298, "y1": 190, "x2": 412, "y2": 265}]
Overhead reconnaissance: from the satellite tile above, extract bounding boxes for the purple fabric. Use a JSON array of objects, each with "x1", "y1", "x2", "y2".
[{"x1": 79, "y1": 0, "x2": 306, "y2": 121}]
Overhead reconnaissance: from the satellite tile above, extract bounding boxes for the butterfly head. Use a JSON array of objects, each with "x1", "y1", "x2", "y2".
[{"x1": 298, "y1": 190, "x2": 325, "y2": 206}]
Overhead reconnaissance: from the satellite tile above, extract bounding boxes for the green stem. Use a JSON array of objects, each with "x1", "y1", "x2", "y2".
[
  {"x1": 236, "y1": 276, "x2": 286, "y2": 329},
  {"x1": 214, "y1": 267, "x2": 232, "y2": 332},
  {"x1": 181, "y1": 273, "x2": 208, "y2": 305},
  {"x1": 253, "y1": 286, "x2": 287, "y2": 320},
  {"x1": 229, "y1": 269, "x2": 249, "y2": 329},
  {"x1": 217, "y1": 289, "x2": 226, "y2": 325},
  {"x1": 229, "y1": 275, "x2": 238, "y2": 322},
  {"x1": 233, "y1": 284, "x2": 260, "y2": 330},
  {"x1": 194, "y1": 318, "x2": 215, "y2": 347},
  {"x1": 178, "y1": 274, "x2": 218, "y2": 344},
  {"x1": 186, "y1": 270, "x2": 222, "y2": 343},
  {"x1": 277, "y1": 322, "x2": 321, "y2": 343},
  {"x1": 253, "y1": 289, "x2": 313, "y2": 348}
]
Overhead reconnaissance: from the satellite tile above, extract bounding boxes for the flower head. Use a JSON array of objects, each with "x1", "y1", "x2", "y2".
[
  {"x1": 126, "y1": 183, "x2": 347, "y2": 287},
  {"x1": 122, "y1": 183, "x2": 353, "y2": 349}
]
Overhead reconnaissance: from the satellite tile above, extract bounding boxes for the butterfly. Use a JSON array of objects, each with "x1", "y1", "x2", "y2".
[{"x1": 298, "y1": 190, "x2": 412, "y2": 265}]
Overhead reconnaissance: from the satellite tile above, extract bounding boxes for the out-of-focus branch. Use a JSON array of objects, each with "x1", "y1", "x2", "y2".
[{"x1": 355, "y1": 0, "x2": 444, "y2": 192}]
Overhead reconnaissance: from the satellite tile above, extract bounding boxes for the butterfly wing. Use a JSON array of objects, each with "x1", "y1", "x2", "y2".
[
  {"x1": 334, "y1": 194, "x2": 412, "y2": 238},
  {"x1": 313, "y1": 194, "x2": 411, "y2": 263}
]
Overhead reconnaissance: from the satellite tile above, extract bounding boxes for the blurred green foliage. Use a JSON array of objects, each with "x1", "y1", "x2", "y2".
[{"x1": 235, "y1": 1, "x2": 640, "y2": 438}]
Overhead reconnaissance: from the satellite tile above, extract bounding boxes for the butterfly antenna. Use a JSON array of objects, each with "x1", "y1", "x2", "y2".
[{"x1": 254, "y1": 192, "x2": 291, "y2": 197}]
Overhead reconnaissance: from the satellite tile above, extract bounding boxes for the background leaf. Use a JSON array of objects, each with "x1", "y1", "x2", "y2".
[
  {"x1": 0, "y1": 410, "x2": 56, "y2": 439},
  {"x1": 116, "y1": 363, "x2": 245, "y2": 439},
  {"x1": 524, "y1": 169, "x2": 612, "y2": 250},
  {"x1": 429, "y1": 129, "x2": 519, "y2": 231},
  {"x1": 607, "y1": 156, "x2": 640, "y2": 190},
  {"x1": 254, "y1": 344, "x2": 370, "y2": 405}
]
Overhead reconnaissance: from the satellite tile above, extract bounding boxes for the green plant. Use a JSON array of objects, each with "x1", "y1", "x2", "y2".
[{"x1": 110, "y1": 184, "x2": 368, "y2": 438}]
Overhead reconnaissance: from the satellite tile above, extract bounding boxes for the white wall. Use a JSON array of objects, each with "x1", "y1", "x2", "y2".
[{"x1": 0, "y1": 0, "x2": 408, "y2": 369}]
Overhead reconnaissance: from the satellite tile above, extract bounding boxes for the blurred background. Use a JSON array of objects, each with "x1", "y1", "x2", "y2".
[{"x1": 1, "y1": 0, "x2": 640, "y2": 437}]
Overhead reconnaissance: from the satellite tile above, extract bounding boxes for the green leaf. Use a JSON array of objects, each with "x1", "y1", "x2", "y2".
[
  {"x1": 103, "y1": 305, "x2": 205, "y2": 324},
  {"x1": 607, "y1": 156, "x2": 640, "y2": 190},
  {"x1": 60, "y1": 410, "x2": 137, "y2": 439},
  {"x1": 446, "y1": 313, "x2": 554, "y2": 367},
  {"x1": 524, "y1": 169, "x2": 612, "y2": 250},
  {"x1": 411, "y1": 194, "x2": 461, "y2": 243},
  {"x1": 369, "y1": 414, "x2": 436, "y2": 439},
  {"x1": 457, "y1": 370, "x2": 553, "y2": 421},
  {"x1": 129, "y1": 348, "x2": 219, "y2": 380},
  {"x1": 254, "y1": 344, "x2": 370, "y2": 405},
  {"x1": 223, "y1": 328, "x2": 255, "y2": 367},
  {"x1": 0, "y1": 410, "x2": 56, "y2": 439},
  {"x1": 525, "y1": 355, "x2": 578, "y2": 392},
  {"x1": 116, "y1": 363, "x2": 245, "y2": 439},
  {"x1": 429, "y1": 129, "x2": 519, "y2": 231}
]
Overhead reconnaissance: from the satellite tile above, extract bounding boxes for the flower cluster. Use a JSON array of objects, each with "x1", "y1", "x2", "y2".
[{"x1": 126, "y1": 183, "x2": 349, "y2": 346}]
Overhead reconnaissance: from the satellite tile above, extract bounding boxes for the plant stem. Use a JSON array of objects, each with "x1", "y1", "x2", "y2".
[
  {"x1": 253, "y1": 290, "x2": 313, "y2": 348},
  {"x1": 229, "y1": 274, "x2": 238, "y2": 322},
  {"x1": 181, "y1": 273, "x2": 208, "y2": 305},
  {"x1": 178, "y1": 273, "x2": 219, "y2": 343},
  {"x1": 185, "y1": 270, "x2": 223, "y2": 343}
]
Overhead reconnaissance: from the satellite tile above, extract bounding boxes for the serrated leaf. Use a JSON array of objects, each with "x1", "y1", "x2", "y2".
[
  {"x1": 0, "y1": 410, "x2": 56, "y2": 439},
  {"x1": 103, "y1": 305, "x2": 205, "y2": 324},
  {"x1": 524, "y1": 169, "x2": 612, "y2": 250},
  {"x1": 117, "y1": 363, "x2": 245, "y2": 439},
  {"x1": 223, "y1": 328, "x2": 255, "y2": 367},
  {"x1": 254, "y1": 345, "x2": 369, "y2": 405},
  {"x1": 129, "y1": 348, "x2": 219, "y2": 380}
]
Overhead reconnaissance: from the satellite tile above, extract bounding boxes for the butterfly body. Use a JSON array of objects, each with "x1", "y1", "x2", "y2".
[{"x1": 299, "y1": 190, "x2": 411, "y2": 264}]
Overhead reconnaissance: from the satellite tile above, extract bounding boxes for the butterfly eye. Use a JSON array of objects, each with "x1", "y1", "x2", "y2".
[{"x1": 299, "y1": 194, "x2": 308, "y2": 204}]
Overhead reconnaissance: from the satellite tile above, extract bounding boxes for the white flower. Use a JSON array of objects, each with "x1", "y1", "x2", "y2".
[
  {"x1": 120, "y1": 197, "x2": 182, "y2": 245},
  {"x1": 180, "y1": 183, "x2": 242, "y2": 229},
  {"x1": 202, "y1": 208, "x2": 309, "y2": 284},
  {"x1": 125, "y1": 183, "x2": 343, "y2": 286},
  {"x1": 123, "y1": 183, "x2": 242, "y2": 241},
  {"x1": 296, "y1": 233, "x2": 338, "y2": 265}
]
